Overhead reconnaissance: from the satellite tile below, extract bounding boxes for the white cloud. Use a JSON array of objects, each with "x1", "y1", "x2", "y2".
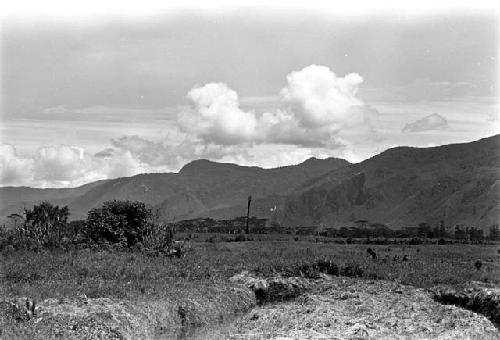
[
  {"x1": 281, "y1": 65, "x2": 364, "y2": 129},
  {"x1": 179, "y1": 65, "x2": 373, "y2": 148},
  {"x1": 0, "y1": 144, "x2": 34, "y2": 186},
  {"x1": 180, "y1": 83, "x2": 258, "y2": 145},
  {"x1": 0, "y1": 144, "x2": 153, "y2": 188},
  {"x1": 2, "y1": 64, "x2": 379, "y2": 187},
  {"x1": 91, "y1": 149, "x2": 146, "y2": 179},
  {"x1": 34, "y1": 145, "x2": 91, "y2": 183},
  {"x1": 402, "y1": 113, "x2": 448, "y2": 133}
]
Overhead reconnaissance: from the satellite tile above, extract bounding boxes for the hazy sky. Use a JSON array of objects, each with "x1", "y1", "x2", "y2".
[{"x1": 1, "y1": 5, "x2": 499, "y2": 187}]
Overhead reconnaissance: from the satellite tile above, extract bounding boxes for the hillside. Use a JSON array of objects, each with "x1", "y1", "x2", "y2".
[
  {"x1": 2, "y1": 136, "x2": 499, "y2": 229},
  {"x1": 0, "y1": 157, "x2": 349, "y2": 222},
  {"x1": 280, "y1": 135, "x2": 500, "y2": 229}
]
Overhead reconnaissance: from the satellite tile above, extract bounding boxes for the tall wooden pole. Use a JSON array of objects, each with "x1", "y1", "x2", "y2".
[{"x1": 246, "y1": 195, "x2": 252, "y2": 234}]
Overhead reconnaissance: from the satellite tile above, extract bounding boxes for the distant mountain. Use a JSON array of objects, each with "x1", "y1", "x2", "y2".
[
  {"x1": 280, "y1": 135, "x2": 500, "y2": 230},
  {"x1": 2, "y1": 136, "x2": 498, "y2": 230},
  {"x1": 0, "y1": 157, "x2": 349, "y2": 223}
]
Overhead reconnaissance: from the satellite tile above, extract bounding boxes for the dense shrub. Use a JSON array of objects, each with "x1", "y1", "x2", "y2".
[
  {"x1": 340, "y1": 264, "x2": 364, "y2": 277},
  {"x1": 315, "y1": 258, "x2": 340, "y2": 276},
  {"x1": 86, "y1": 200, "x2": 152, "y2": 247}
]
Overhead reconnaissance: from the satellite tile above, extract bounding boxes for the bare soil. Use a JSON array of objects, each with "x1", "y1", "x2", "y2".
[{"x1": 227, "y1": 275, "x2": 500, "y2": 340}]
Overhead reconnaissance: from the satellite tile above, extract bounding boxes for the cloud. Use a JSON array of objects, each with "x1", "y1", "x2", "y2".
[
  {"x1": 281, "y1": 65, "x2": 364, "y2": 128},
  {"x1": 0, "y1": 144, "x2": 34, "y2": 186},
  {"x1": 34, "y1": 145, "x2": 91, "y2": 183},
  {"x1": 402, "y1": 113, "x2": 449, "y2": 133},
  {"x1": 179, "y1": 65, "x2": 373, "y2": 148},
  {"x1": 2, "y1": 64, "x2": 380, "y2": 187},
  {"x1": 90, "y1": 149, "x2": 146, "y2": 179},
  {"x1": 0, "y1": 144, "x2": 152, "y2": 188},
  {"x1": 179, "y1": 83, "x2": 259, "y2": 145}
]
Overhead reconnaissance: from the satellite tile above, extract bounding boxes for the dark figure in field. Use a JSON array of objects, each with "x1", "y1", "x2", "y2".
[
  {"x1": 402, "y1": 254, "x2": 409, "y2": 262},
  {"x1": 367, "y1": 247, "x2": 377, "y2": 260},
  {"x1": 475, "y1": 260, "x2": 482, "y2": 271}
]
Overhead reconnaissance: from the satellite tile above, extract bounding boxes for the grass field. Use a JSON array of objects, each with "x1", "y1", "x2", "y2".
[{"x1": 2, "y1": 236, "x2": 499, "y2": 302}]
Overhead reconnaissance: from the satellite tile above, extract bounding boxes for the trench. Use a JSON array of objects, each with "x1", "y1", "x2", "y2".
[{"x1": 430, "y1": 287, "x2": 500, "y2": 329}]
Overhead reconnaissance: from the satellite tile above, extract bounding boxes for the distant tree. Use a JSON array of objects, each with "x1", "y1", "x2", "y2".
[
  {"x1": 454, "y1": 225, "x2": 466, "y2": 240},
  {"x1": 86, "y1": 200, "x2": 151, "y2": 247},
  {"x1": 432, "y1": 226, "x2": 439, "y2": 238},
  {"x1": 488, "y1": 224, "x2": 500, "y2": 241},
  {"x1": 469, "y1": 227, "x2": 484, "y2": 242},
  {"x1": 439, "y1": 220, "x2": 447, "y2": 238},
  {"x1": 417, "y1": 222, "x2": 432, "y2": 238}
]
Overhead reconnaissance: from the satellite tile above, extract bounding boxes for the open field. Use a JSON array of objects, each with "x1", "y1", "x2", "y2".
[
  {"x1": 1, "y1": 237, "x2": 500, "y2": 339},
  {"x1": 2, "y1": 238, "x2": 500, "y2": 299}
]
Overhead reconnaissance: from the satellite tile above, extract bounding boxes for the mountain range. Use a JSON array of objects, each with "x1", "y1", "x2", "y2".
[{"x1": 1, "y1": 135, "x2": 499, "y2": 230}]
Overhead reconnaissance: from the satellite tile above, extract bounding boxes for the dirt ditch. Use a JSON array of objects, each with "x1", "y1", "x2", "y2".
[
  {"x1": 228, "y1": 273, "x2": 500, "y2": 339},
  {"x1": 430, "y1": 282, "x2": 500, "y2": 328}
]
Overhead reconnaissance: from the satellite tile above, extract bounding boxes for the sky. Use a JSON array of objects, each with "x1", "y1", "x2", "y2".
[{"x1": 0, "y1": 2, "x2": 499, "y2": 188}]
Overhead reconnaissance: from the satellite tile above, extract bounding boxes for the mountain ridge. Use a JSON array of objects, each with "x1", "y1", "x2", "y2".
[
  {"x1": 281, "y1": 134, "x2": 500, "y2": 229},
  {"x1": 1, "y1": 135, "x2": 498, "y2": 230},
  {"x1": 0, "y1": 156, "x2": 349, "y2": 222}
]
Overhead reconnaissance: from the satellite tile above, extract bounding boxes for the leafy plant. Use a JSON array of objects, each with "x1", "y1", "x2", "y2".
[
  {"x1": 12, "y1": 202, "x2": 70, "y2": 249},
  {"x1": 85, "y1": 200, "x2": 151, "y2": 247}
]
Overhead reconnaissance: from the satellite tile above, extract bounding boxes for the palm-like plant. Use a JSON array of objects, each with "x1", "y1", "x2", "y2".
[{"x1": 22, "y1": 202, "x2": 69, "y2": 246}]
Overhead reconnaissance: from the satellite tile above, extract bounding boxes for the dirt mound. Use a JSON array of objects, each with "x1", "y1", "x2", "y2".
[{"x1": 228, "y1": 276, "x2": 500, "y2": 340}]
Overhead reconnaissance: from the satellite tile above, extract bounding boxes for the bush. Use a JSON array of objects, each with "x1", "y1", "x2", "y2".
[
  {"x1": 340, "y1": 264, "x2": 364, "y2": 277},
  {"x1": 315, "y1": 258, "x2": 339, "y2": 276},
  {"x1": 86, "y1": 200, "x2": 151, "y2": 247},
  {"x1": 1, "y1": 202, "x2": 70, "y2": 250}
]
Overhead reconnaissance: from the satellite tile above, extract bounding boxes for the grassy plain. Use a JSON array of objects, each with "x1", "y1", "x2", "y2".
[{"x1": 1, "y1": 235, "x2": 499, "y2": 301}]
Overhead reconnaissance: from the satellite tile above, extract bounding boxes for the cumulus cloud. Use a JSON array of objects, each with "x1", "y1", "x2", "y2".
[
  {"x1": 402, "y1": 113, "x2": 449, "y2": 133},
  {"x1": 281, "y1": 65, "x2": 364, "y2": 128},
  {"x1": 0, "y1": 144, "x2": 34, "y2": 186},
  {"x1": 34, "y1": 145, "x2": 91, "y2": 183},
  {"x1": 90, "y1": 149, "x2": 146, "y2": 180},
  {"x1": 179, "y1": 65, "x2": 373, "y2": 148},
  {"x1": 2, "y1": 64, "x2": 379, "y2": 187},
  {"x1": 179, "y1": 83, "x2": 258, "y2": 145},
  {"x1": 0, "y1": 144, "x2": 152, "y2": 188}
]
